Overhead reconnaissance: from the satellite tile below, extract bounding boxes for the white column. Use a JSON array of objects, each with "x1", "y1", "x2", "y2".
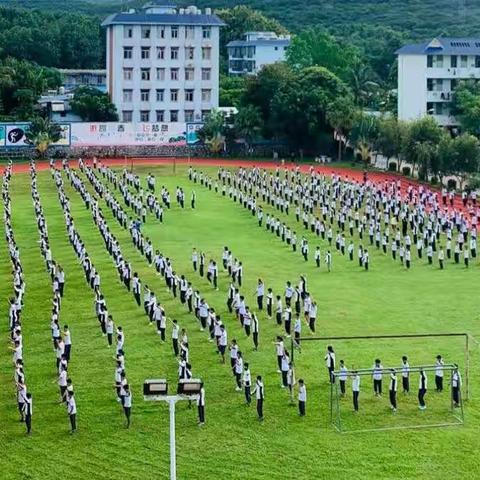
[{"x1": 169, "y1": 398, "x2": 177, "y2": 480}]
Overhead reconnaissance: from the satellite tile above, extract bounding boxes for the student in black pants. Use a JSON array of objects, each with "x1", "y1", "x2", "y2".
[
  {"x1": 252, "y1": 376, "x2": 264, "y2": 421},
  {"x1": 197, "y1": 383, "x2": 205, "y2": 425},
  {"x1": 24, "y1": 393, "x2": 32, "y2": 435}
]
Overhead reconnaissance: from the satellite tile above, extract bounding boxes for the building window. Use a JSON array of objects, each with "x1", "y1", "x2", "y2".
[
  {"x1": 185, "y1": 26, "x2": 195, "y2": 39},
  {"x1": 202, "y1": 26, "x2": 211, "y2": 39},
  {"x1": 170, "y1": 89, "x2": 179, "y2": 102},
  {"x1": 185, "y1": 89, "x2": 194, "y2": 102},
  {"x1": 435, "y1": 102, "x2": 444, "y2": 115},
  {"x1": 275, "y1": 46, "x2": 278, "y2": 51},
  {"x1": 123, "y1": 47, "x2": 133, "y2": 60},
  {"x1": 171, "y1": 47, "x2": 179, "y2": 60},
  {"x1": 435, "y1": 79, "x2": 443, "y2": 92},
  {"x1": 156, "y1": 110, "x2": 165, "y2": 122},
  {"x1": 141, "y1": 47, "x2": 150, "y2": 60},
  {"x1": 170, "y1": 110, "x2": 178, "y2": 122},
  {"x1": 141, "y1": 26, "x2": 151, "y2": 39},
  {"x1": 158, "y1": 26, "x2": 165, "y2": 39},
  {"x1": 122, "y1": 89, "x2": 133, "y2": 102},
  {"x1": 201, "y1": 110, "x2": 210, "y2": 121},
  {"x1": 170, "y1": 68, "x2": 179, "y2": 81},
  {"x1": 201, "y1": 89, "x2": 211, "y2": 102},
  {"x1": 426, "y1": 102, "x2": 434, "y2": 114},
  {"x1": 124, "y1": 26, "x2": 133, "y2": 39},
  {"x1": 427, "y1": 78, "x2": 433, "y2": 92},
  {"x1": 157, "y1": 47, "x2": 165, "y2": 59},
  {"x1": 476, "y1": 56, "x2": 480, "y2": 68},
  {"x1": 122, "y1": 111, "x2": 133, "y2": 122},
  {"x1": 171, "y1": 26, "x2": 178, "y2": 38},
  {"x1": 435, "y1": 55, "x2": 444, "y2": 67},
  {"x1": 123, "y1": 68, "x2": 133, "y2": 81},
  {"x1": 185, "y1": 68, "x2": 195, "y2": 81},
  {"x1": 185, "y1": 47, "x2": 195, "y2": 60},
  {"x1": 451, "y1": 79, "x2": 458, "y2": 91},
  {"x1": 156, "y1": 89, "x2": 165, "y2": 102},
  {"x1": 202, "y1": 47, "x2": 211, "y2": 60},
  {"x1": 460, "y1": 55, "x2": 468, "y2": 68},
  {"x1": 141, "y1": 89, "x2": 150, "y2": 102},
  {"x1": 451, "y1": 55, "x2": 457, "y2": 68},
  {"x1": 156, "y1": 68, "x2": 165, "y2": 81},
  {"x1": 140, "y1": 110, "x2": 150, "y2": 122},
  {"x1": 185, "y1": 110, "x2": 194, "y2": 122},
  {"x1": 427, "y1": 55, "x2": 433, "y2": 68},
  {"x1": 141, "y1": 68, "x2": 150, "y2": 81},
  {"x1": 202, "y1": 68, "x2": 211, "y2": 81}
]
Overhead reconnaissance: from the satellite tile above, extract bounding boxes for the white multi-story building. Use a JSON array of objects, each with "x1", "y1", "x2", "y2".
[
  {"x1": 397, "y1": 37, "x2": 480, "y2": 127},
  {"x1": 227, "y1": 32, "x2": 291, "y2": 76},
  {"x1": 102, "y1": 2, "x2": 224, "y2": 123}
]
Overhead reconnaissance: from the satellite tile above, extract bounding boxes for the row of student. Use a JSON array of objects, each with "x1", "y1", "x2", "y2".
[
  {"x1": 52, "y1": 162, "x2": 136, "y2": 429},
  {"x1": 3, "y1": 161, "x2": 33, "y2": 435},
  {"x1": 68, "y1": 160, "x2": 240, "y2": 426},
  {"x1": 188, "y1": 166, "x2": 478, "y2": 273}
]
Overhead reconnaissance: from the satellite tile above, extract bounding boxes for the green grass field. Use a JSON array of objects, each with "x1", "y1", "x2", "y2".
[{"x1": 1, "y1": 163, "x2": 479, "y2": 480}]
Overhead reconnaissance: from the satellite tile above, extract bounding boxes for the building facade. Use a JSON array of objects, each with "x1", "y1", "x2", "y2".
[
  {"x1": 227, "y1": 32, "x2": 291, "y2": 76},
  {"x1": 102, "y1": 2, "x2": 224, "y2": 123},
  {"x1": 396, "y1": 38, "x2": 480, "y2": 127},
  {"x1": 59, "y1": 69, "x2": 107, "y2": 93}
]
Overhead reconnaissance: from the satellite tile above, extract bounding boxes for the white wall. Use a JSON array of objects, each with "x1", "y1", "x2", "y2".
[
  {"x1": 398, "y1": 54, "x2": 427, "y2": 121},
  {"x1": 254, "y1": 45, "x2": 287, "y2": 73}
]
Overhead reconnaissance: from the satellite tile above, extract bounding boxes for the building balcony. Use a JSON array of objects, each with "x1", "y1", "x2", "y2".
[
  {"x1": 426, "y1": 91, "x2": 453, "y2": 102},
  {"x1": 432, "y1": 114, "x2": 458, "y2": 126},
  {"x1": 426, "y1": 67, "x2": 480, "y2": 79}
]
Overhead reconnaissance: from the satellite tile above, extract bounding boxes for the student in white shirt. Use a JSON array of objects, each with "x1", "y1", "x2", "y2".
[
  {"x1": 325, "y1": 346, "x2": 335, "y2": 384},
  {"x1": 298, "y1": 379, "x2": 306, "y2": 416},
  {"x1": 435, "y1": 355, "x2": 444, "y2": 392},
  {"x1": 452, "y1": 365, "x2": 461, "y2": 407},
  {"x1": 372, "y1": 359, "x2": 383, "y2": 396},
  {"x1": 401, "y1": 356, "x2": 410, "y2": 393},
  {"x1": 252, "y1": 375, "x2": 264, "y2": 421},
  {"x1": 275, "y1": 336, "x2": 284, "y2": 373},
  {"x1": 197, "y1": 383, "x2": 205, "y2": 425},
  {"x1": 389, "y1": 369, "x2": 398, "y2": 412},
  {"x1": 339, "y1": 360, "x2": 348, "y2": 396},
  {"x1": 352, "y1": 371, "x2": 360, "y2": 412},
  {"x1": 123, "y1": 384, "x2": 132, "y2": 428},
  {"x1": 418, "y1": 369, "x2": 427, "y2": 410},
  {"x1": 67, "y1": 391, "x2": 77, "y2": 433},
  {"x1": 171, "y1": 319, "x2": 179, "y2": 356},
  {"x1": 243, "y1": 363, "x2": 252, "y2": 405}
]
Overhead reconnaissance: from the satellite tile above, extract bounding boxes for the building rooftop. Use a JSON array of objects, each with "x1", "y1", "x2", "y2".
[
  {"x1": 102, "y1": 12, "x2": 225, "y2": 27},
  {"x1": 396, "y1": 37, "x2": 480, "y2": 56}
]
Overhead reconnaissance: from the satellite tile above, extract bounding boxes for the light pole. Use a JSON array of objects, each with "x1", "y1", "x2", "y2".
[{"x1": 143, "y1": 379, "x2": 202, "y2": 480}]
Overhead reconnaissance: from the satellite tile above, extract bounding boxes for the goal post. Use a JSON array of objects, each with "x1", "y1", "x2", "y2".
[{"x1": 330, "y1": 363, "x2": 464, "y2": 434}]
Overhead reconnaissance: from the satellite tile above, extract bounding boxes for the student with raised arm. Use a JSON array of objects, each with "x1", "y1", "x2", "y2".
[
  {"x1": 298, "y1": 379, "x2": 306, "y2": 417},
  {"x1": 252, "y1": 375, "x2": 265, "y2": 421}
]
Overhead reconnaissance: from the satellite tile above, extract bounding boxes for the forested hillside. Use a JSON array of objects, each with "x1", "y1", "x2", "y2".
[{"x1": 1, "y1": 0, "x2": 478, "y2": 39}]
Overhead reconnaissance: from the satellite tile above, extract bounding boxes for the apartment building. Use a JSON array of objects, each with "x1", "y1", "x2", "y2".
[
  {"x1": 227, "y1": 31, "x2": 291, "y2": 76},
  {"x1": 102, "y1": 2, "x2": 224, "y2": 123},
  {"x1": 396, "y1": 37, "x2": 480, "y2": 127}
]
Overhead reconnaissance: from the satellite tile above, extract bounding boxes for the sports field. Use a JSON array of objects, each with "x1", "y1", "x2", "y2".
[{"x1": 1, "y1": 160, "x2": 479, "y2": 480}]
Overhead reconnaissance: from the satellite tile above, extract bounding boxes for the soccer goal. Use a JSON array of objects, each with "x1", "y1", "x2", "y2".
[
  {"x1": 330, "y1": 363, "x2": 464, "y2": 433},
  {"x1": 289, "y1": 333, "x2": 472, "y2": 433}
]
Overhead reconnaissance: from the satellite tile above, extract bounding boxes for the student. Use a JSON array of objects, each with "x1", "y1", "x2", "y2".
[
  {"x1": 133, "y1": 273, "x2": 141, "y2": 306},
  {"x1": 252, "y1": 375, "x2": 265, "y2": 421},
  {"x1": 171, "y1": 319, "x2": 179, "y2": 356},
  {"x1": 401, "y1": 356, "x2": 410, "y2": 393},
  {"x1": 67, "y1": 391, "x2": 77, "y2": 433},
  {"x1": 325, "y1": 345, "x2": 335, "y2": 383},
  {"x1": 256, "y1": 279, "x2": 264, "y2": 310},
  {"x1": 325, "y1": 250, "x2": 332, "y2": 272},
  {"x1": 308, "y1": 301, "x2": 317, "y2": 333},
  {"x1": 452, "y1": 365, "x2": 461, "y2": 408},
  {"x1": 275, "y1": 295, "x2": 283, "y2": 325},
  {"x1": 389, "y1": 369, "x2": 398, "y2": 412},
  {"x1": 197, "y1": 382, "x2": 205, "y2": 425},
  {"x1": 438, "y1": 246, "x2": 445, "y2": 270},
  {"x1": 283, "y1": 305, "x2": 292, "y2": 337},
  {"x1": 17, "y1": 380, "x2": 27, "y2": 422},
  {"x1": 418, "y1": 369, "x2": 427, "y2": 410},
  {"x1": 339, "y1": 360, "x2": 348, "y2": 397},
  {"x1": 24, "y1": 392, "x2": 33, "y2": 435},
  {"x1": 314, "y1": 247, "x2": 321, "y2": 267},
  {"x1": 252, "y1": 313, "x2": 259, "y2": 351},
  {"x1": 280, "y1": 353, "x2": 290, "y2": 388},
  {"x1": 275, "y1": 336, "x2": 284, "y2": 373},
  {"x1": 63, "y1": 325, "x2": 71, "y2": 361},
  {"x1": 243, "y1": 362, "x2": 252, "y2": 405},
  {"x1": 123, "y1": 384, "x2": 132, "y2": 428},
  {"x1": 435, "y1": 355, "x2": 444, "y2": 392},
  {"x1": 294, "y1": 315, "x2": 301, "y2": 347},
  {"x1": 229, "y1": 339, "x2": 239, "y2": 375},
  {"x1": 235, "y1": 352, "x2": 244, "y2": 391},
  {"x1": 218, "y1": 325, "x2": 227, "y2": 363},
  {"x1": 298, "y1": 379, "x2": 306, "y2": 416},
  {"x1": 372, "y1": 359, "x2": 383, "y2": 396},
  {"x1": 106, "y1": 316, "x2": 114, "y2": 347},
  {"x1": 352, "y1": 371, "x2": 360, "y2": 412},
  {"x1": 266, "y1": 288, "x2": 273, "y2": 319}
]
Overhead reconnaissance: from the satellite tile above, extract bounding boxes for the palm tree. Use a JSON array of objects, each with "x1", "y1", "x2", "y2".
[
  {"x1": 348, "y1": 61, "x2": 380, "y2": 107},
  {"x1": 25, "y1": 117, "x2": 62, "y2": 158},
  {"x1": 326, "y1": 99, "x2": 356, "y2": 161},
  {"x1": 234, "y1": 105, "x2": 262, "y2": 154},
  {"x1": 357, "y1": 139, "x2": 371, "y2": 168}
]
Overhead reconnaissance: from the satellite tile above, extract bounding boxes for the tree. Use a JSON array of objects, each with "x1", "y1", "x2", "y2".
[
  {"x1": 451, "y1": 134, "x2": 480, "y2": 188},
  {"x1": 326, "y1": 98, "x2": 357, "y2": 161},
  {"x1": 451, "y1": 80, "x2": 480, "y2": 137},
  {"x1": 270, "y1": 66, "x2": 352, "y2": 150},
  {"x1": 219, "y1": 75, "x2": 246, "y2": 107},
  {"x1": 286, "y1": 28, "x2": 359, "y2": 81},
  {"x1": 349, "y1": 112, "x2": 380, "y2": 167},
  {"x1": 234, "y1": 105, "x2": 262, "y2": 153},
  {"x1": 347, "y1": 60, "x2": 381, "y2": 108},
  {"x1": 70, "y1": 86, "x2": 118, "y2": 122},
  {"x1": 376, "y1": 116, "x2": 409, "y2": 171},
  {"x1": 404, "y1": 116, "x2": 443, "y2": 176},
  {"x1": 197, "y1": 109, "x2": 227, "y2": 154},
  {"x1": 25, "y1": 116, "x2": 62, "y2": 157}
]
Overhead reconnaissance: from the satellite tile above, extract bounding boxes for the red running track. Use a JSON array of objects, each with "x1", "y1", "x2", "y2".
[{"x1": 8, "y1": 156, "x2": 473, "y2": 216}]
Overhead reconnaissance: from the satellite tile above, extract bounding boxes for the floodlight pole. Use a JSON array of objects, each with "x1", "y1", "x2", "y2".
[{"x1": 145, "y1": 394, "x2": 199, "y2": 480}]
